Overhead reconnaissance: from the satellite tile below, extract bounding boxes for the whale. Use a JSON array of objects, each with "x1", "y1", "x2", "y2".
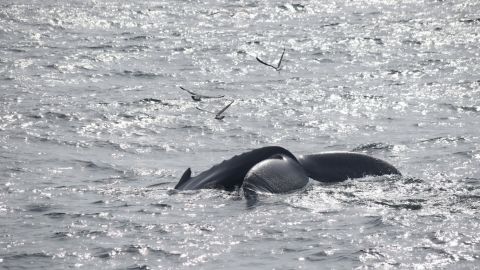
[
  {"x1": 297, "y1": 152, "x2": 401, "y2": 183},
  {"x1": 242, "y1": 153, "x2": 310, "y2": 206},
  {"x1": 175, "y1": 146, "x2": 297, "y2": 191},
  {"x1": 174, "y1": 146, "x2": 401, "y2": 201}
]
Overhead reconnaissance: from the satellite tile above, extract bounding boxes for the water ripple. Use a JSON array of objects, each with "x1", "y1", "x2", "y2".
[{"x1": 2, "y1": 0, "x2": 480, "y2": 269}]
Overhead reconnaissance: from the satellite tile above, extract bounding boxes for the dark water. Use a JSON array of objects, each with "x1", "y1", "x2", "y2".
[{"x1": 1, "y1": 0, "x2": 480, "y2": 269}]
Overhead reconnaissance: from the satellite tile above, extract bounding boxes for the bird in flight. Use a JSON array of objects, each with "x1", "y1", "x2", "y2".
[
  {"x1": 196, "y1": 100, "x2": 235, "y2": 120},
  {"x1": 179, "y1": 86, "x2": 225, "y2": 101},
  {"x1": 256, "y1": 48, "x2": 286, "y2": 71}
]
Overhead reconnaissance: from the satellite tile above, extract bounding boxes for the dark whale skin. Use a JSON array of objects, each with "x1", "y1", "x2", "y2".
[
  {"x1": 243, "y1": 154, "x2": 309, "y2": 194},
  {"x1": 174, "y1": 146, "x2": 297, "y2": 191},
  {"x1": 298, "y1": 152, "x2": 401, "y2": 183},
  {"x1": 174, "y1": 147, "x2": 401, "y2": 194}
]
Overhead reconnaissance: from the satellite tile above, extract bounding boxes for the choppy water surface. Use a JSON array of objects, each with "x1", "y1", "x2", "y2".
[{"x1": 1, "y1": 0, "x2": 480, "y2": 269}]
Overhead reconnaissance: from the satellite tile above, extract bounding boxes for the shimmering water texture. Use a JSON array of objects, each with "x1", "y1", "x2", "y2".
[{"x1": 1, "y1": 0, "x2": 480, "y2": 269}]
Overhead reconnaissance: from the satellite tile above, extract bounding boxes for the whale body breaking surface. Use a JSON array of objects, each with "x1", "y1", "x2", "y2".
[{"x1": 174, "y1": 146, "x2": 401, "y2": 202}]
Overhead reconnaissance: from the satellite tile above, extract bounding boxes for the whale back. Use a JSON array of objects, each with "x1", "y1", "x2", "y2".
[
  {"x1": 242, "y1": 154, "x2": 308, "y2": 206},
  {"x1": 243, "y1": 154, "x2": 308, "y2": 194},
  {"x1": 176, "y1": 168, "x2": 192, "y2": 188},
  {"x1": 174, "y1": 146, "x2": 297, "y2": 191},
  {"x1": 298, "y1": 152, "x2": 401, "y2": 183}
]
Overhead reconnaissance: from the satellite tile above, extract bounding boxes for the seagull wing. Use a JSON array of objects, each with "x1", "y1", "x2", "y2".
[
  {"x1": 215, "y1": 100, "x2": 234, "y2": 117},
  {"x1": 256, "y1": 57, "x2": 278, "y2": 70},
  {"x1": 179, "y1": 86, "x2": 224, "y2": 98},
  {"x1": 179, "y1": 86, "x2": 198, "y2": 95},
  {"x1": 276, "y1": 48, "x2": 286, "y2": 69},
  {"x1": 200, "y1": 94, "x2": 225, "y2": 99}
]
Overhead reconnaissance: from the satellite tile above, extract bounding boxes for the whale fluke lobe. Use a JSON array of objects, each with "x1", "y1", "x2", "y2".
[{"x1": 298, "y1": 152, "x2": 401, "y2": 183}]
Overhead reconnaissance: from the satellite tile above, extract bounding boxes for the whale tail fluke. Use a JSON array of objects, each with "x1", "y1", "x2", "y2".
[
  {"x1": 175, "y1": 168, "x2": 192, "y2": 189},
  {"x1": 298, "y1": 152, "x2": 401, "y2": 183}
]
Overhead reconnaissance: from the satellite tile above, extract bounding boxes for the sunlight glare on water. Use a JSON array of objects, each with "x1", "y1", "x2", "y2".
[{"x1": 1, "y1": 0, "x2": 480, "y2": 269}]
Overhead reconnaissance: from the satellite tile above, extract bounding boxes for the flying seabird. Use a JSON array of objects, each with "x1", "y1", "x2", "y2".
[
  {"x1": 256, "y1": 48, "x2": 285, "y2": 71},
  {"x1": 179, "y1": 86, "x2": 225, "y2": 101},
  {"x1": 196, "y1": 100, "x2": 235, "y2": 120}
]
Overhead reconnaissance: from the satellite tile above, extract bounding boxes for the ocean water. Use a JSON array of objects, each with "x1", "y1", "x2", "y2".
[{"x1": 1, "y1": 0, "x2": 479, "y2": 269}]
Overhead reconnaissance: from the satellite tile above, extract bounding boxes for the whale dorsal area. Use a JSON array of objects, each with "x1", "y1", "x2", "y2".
[{"x1": 174, "y1": 146, "x2": 297, "y2": 191}]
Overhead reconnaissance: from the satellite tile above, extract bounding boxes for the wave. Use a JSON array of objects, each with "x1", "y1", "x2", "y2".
[
  {"x1": 126, "y1": 265, "x2": 151, "y2": 270},
  {"x1": 418, "y1": 136, "x2": 466, "y2": 144},
  {"x1": 2, "y1": 252, "x2": 51, "y2": 260},
  {"x1": 117, "y1": 70, "x2": 162, "y2": 78},
  {"x1": 352, "y1": 142, "x2": 394, "y2": 152},
  {"x1": 25, "y1": 203, "x2": 53, "y2": 212},
  {"x1": 441, "y1": 103, "x2": 480, "y2": 113},
  {"x1": 72, "y1": 159, "x2": 124, "y2": 175},
  {"x1": 84, "y1": 44, "x2": 114, "y2": 50},
  {"x1": 44, "y1": 212, "x2": 67, "y2": 219},
  {"x1": 459, "y1": 18, "x2": 480, "y2": 24},
  {"x1": 373, "y1": 200, "x2": 423, "y2": 210},
  {"x1": 91, "y1": 245, "x2": 181, "y2": 260},
  {"x1": 27, "y1": 111, "x2": 76, "y2": 121}
]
